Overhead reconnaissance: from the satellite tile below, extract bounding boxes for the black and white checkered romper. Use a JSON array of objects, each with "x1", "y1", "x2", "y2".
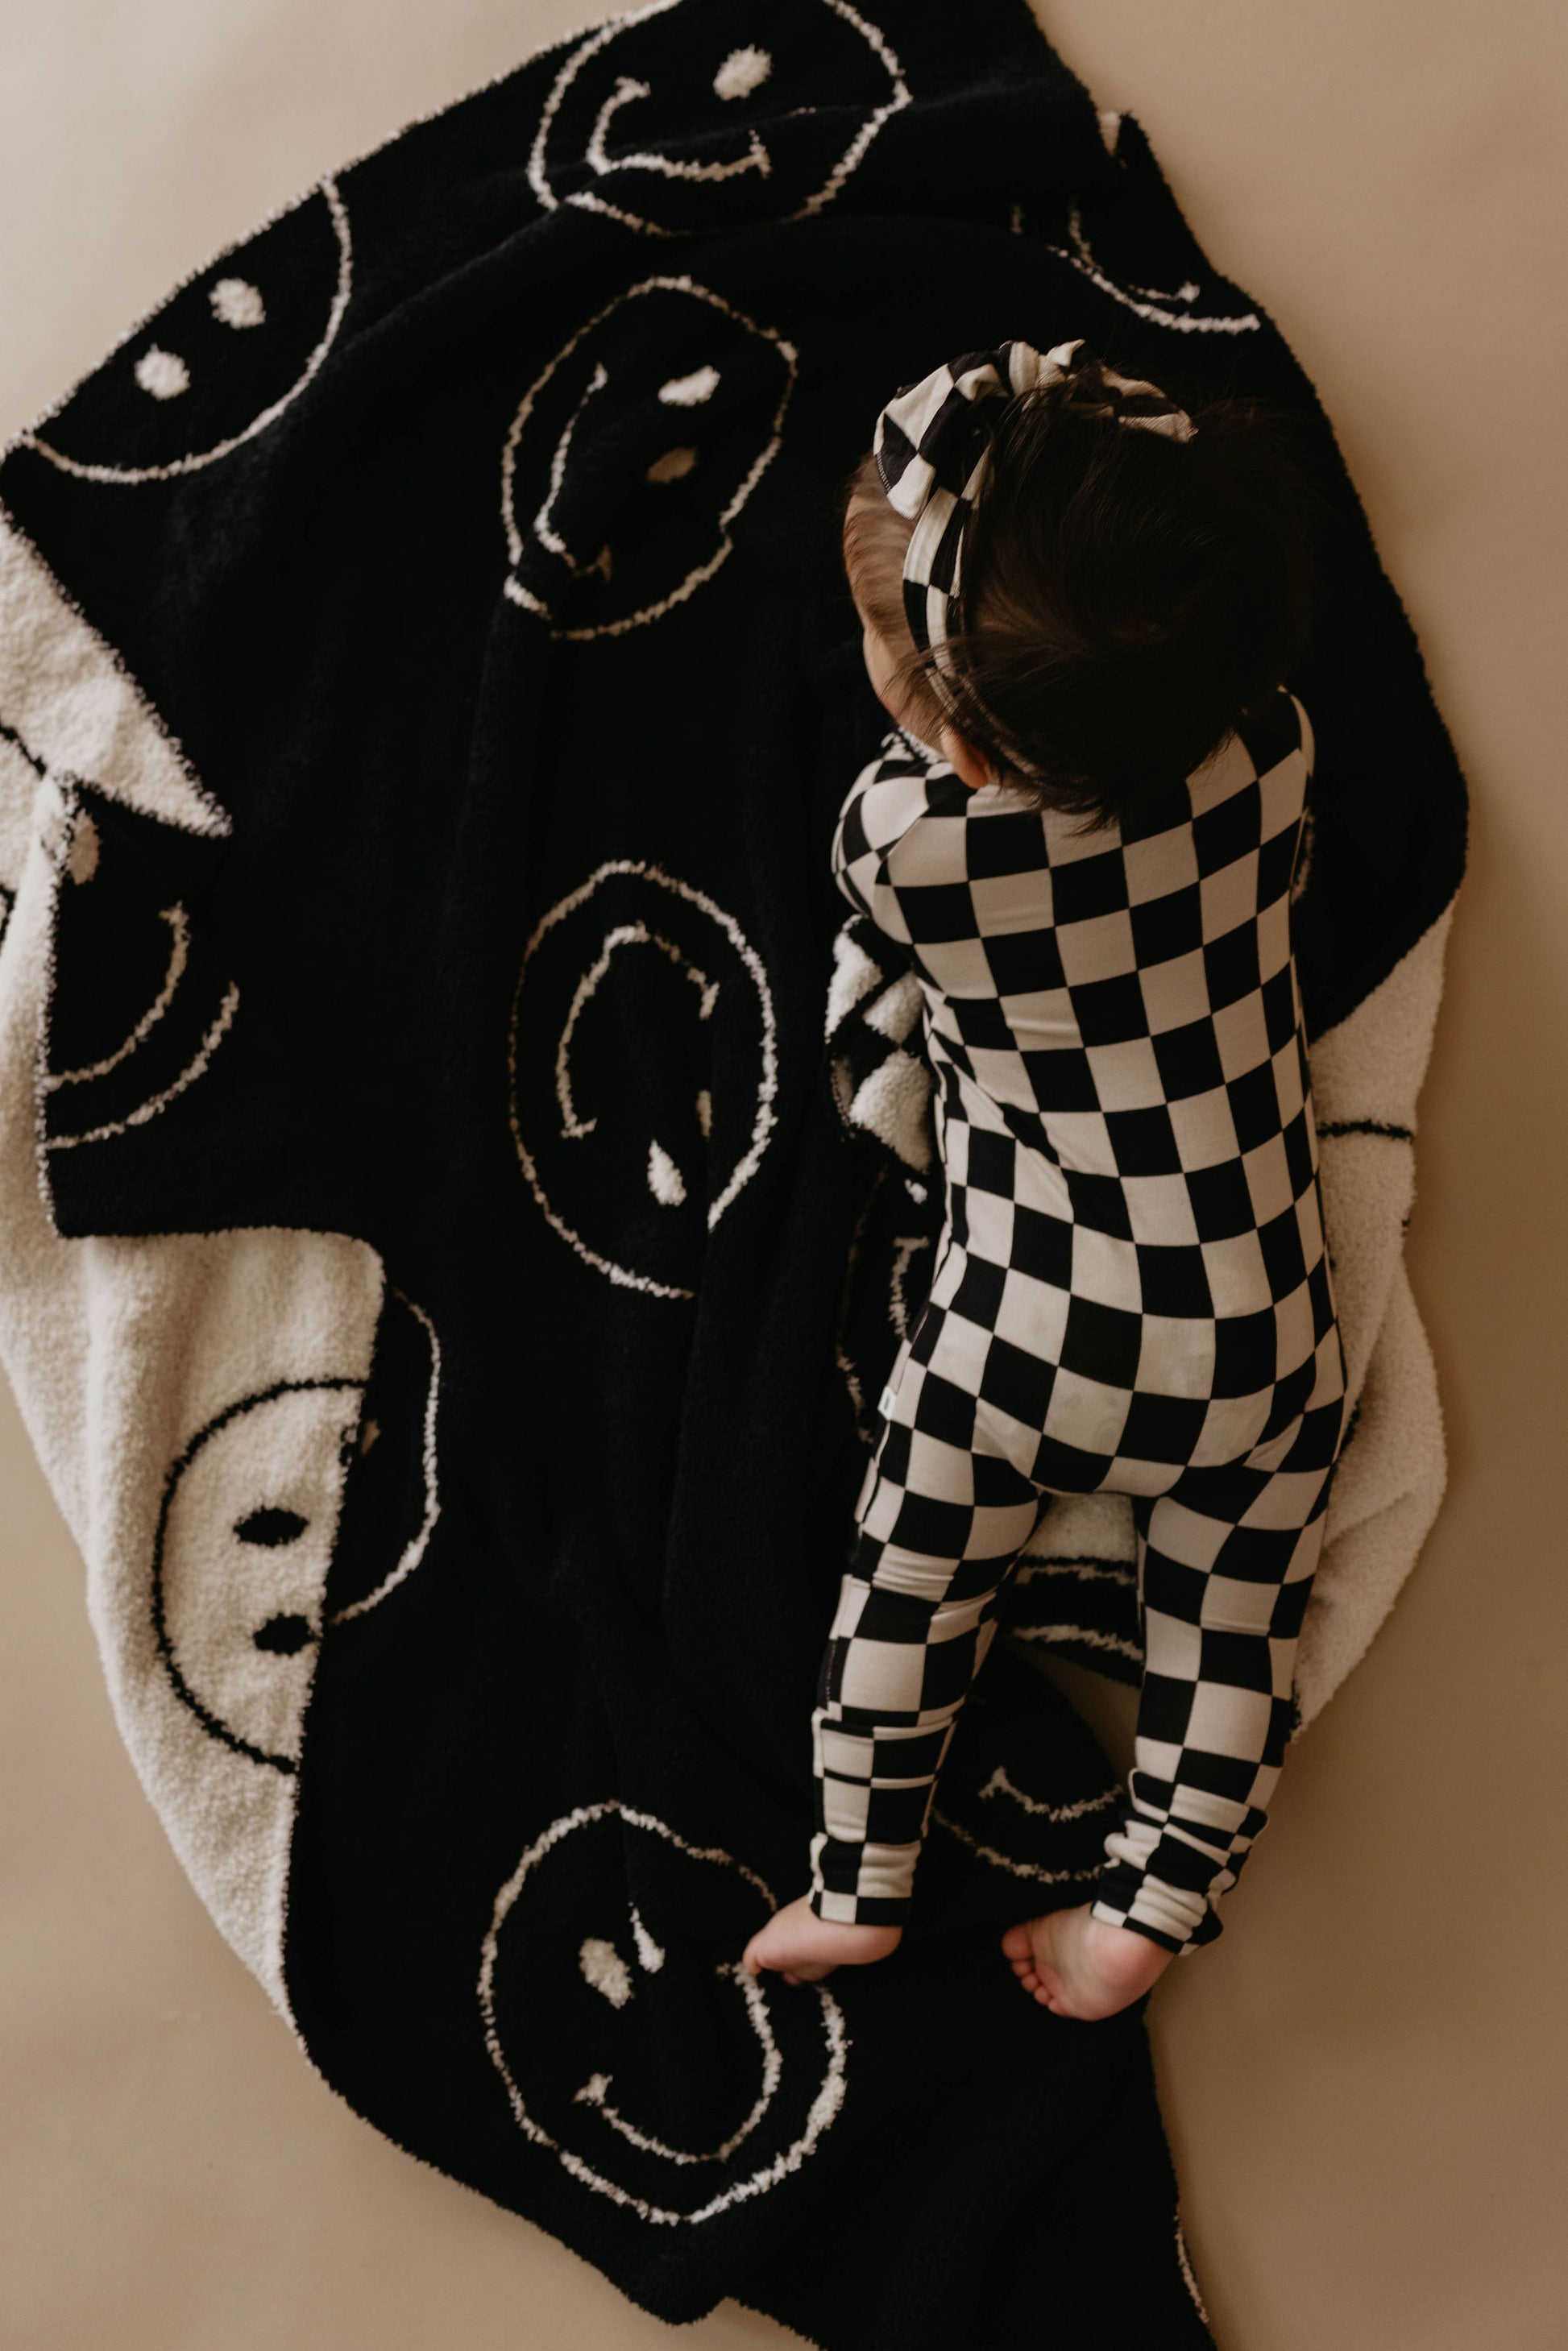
[{"x1": 811, "y1": 688, "x2": 1346, "y2": 1953}]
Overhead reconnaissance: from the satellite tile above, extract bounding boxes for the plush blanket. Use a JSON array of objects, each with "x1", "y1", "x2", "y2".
[{"x1": 0, "y1": 2, "x2": 1463, "y2": 2341}]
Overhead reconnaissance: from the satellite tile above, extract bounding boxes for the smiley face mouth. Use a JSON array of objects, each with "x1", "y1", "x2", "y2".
[
  {"x1": 571, "y1": 1960, "x2": 782, "y2": 2167},
  {"x1": 584, "y1": 73, "x2": 772, "y2": 189}
]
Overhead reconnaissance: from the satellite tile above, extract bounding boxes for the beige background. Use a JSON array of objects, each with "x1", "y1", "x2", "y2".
[{"x1": 2, "y1": 3, "x2": 1564, "y2": 2344}]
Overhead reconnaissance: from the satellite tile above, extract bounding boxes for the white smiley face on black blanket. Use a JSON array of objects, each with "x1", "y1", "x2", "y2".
[
  {"x1": 22, "y1": 180, "x2": 351, "y2": 484},
  {"x1": 502, "y1": 276, "x2": 796, "y2": 640},
  {"x1": 529, "y1": 0, "x2": 910, "y2": 238},
  {"x1": 480, "y1": 1803, "x2": 848, "y2": 2225},
  {"x1": 508, "y1": 861, "x2": 778, "y2": 1299}
]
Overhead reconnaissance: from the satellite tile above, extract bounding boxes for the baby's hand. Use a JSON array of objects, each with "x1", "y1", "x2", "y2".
[
  {"x1": 742, "y1": 1893, "x2": 902, "y2": 1984},
  {"x1": 1001, "y1": 1902, "x2": 1174, "y2": 2020}
]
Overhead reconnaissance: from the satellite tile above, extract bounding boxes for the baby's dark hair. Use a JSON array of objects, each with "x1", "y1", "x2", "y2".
[{"x1": 841, "y1": 358, "x2": 1317, "y2": 823}]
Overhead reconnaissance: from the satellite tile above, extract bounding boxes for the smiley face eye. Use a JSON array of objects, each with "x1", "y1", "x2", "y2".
[
  {"x1": 579, "y1": 1935, "x2": 634, "y2": 2008},
  {"x1": 578, "y1": 1905, "x2": 666, "y2": 2009},
  {"x1": 135, "y1": 348, "x2": 189, "y2": 402},
  {"x1": 646, "y1": 1140, "x2": 686, "y2": 1205},
  {"x1": 209, "y1": 276, "x2": 266, "y2": 330},
  {"x1": 629, "y1": 1908, "x2": 665, "y2": 1973},
  {"x1": 127, "y1": 279, "x2": 267, "y2": 409},
  {"x1": 234, "y1": 1506, "x2": 309, "y2": 1546},
  {"x1": 252, "y1": 1611, "x2": 314, "y2": 1656},
  {"x1": 645, "y1": 446, "x2": 698, "y2": 484},
  {"x1": 712, "y1": 46, "x2": 771, "y2": 102},
  {"x1": 657, "y1": 364, "x2": 720, "y2": 408}
]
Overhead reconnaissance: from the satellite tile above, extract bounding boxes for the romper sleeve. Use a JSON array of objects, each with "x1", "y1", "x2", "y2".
[{"x1": 830, "y1": 732, "x2": 972, "y2": 949}]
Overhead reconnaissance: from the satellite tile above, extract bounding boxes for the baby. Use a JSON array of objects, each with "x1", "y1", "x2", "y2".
[{"x1": 743, "y1": 339, "x2": 1346, "y2": 2021}]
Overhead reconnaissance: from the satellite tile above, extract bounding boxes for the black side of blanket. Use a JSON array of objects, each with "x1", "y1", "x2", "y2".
[{"x1": 0, "y1": 1, "x2": 1462, "y2": 2340}]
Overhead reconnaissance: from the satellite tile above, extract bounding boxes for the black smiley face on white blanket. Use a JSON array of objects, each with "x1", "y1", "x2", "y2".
[
  {"x1": 480, "y1": 1803, "x2": 848, "y2": 2225},
  {"x1": 153, "y1": 1381, "x2": 360, "y2": 1772},
  {"x1": 529, "y1": 0, "x2": 909, "y2": 238},
  {"x1": 23, "y1": 182, "x2": 351, "y2": 483},
  {"x1": 502, "y1": 276, "x2": 795, "y2": 640},
  {"x1": 151, "y1": 1293, "x2": 440, "y2": 1773}
]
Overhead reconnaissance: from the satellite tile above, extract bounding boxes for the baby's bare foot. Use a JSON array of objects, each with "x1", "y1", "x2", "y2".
[
  {"x1": 742, "y1": 1893, "x2": 902, "y2": 1984},
  {"x1": 1001, "y1": 1901, "x2": 1173, "y2": 2020}
]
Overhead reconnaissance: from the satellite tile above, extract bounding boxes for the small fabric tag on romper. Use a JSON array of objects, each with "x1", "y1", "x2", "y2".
[{"x1": 878, "y1": 1383, "x2": 899, "y2": 1419}]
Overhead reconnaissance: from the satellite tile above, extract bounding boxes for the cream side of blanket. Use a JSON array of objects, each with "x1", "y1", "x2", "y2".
[{"x1": 0, "y1": 513, "x2": 384, "y2": 2016}]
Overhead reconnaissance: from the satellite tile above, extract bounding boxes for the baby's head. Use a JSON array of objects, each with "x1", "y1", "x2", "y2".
[{"x1": 841, "y1": 345, "x2": 1314, "y2": 823}]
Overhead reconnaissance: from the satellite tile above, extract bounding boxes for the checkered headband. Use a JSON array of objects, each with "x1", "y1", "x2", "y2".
[{"x1": 872, "y1": 338, "x2": 1197, "y2": 779}]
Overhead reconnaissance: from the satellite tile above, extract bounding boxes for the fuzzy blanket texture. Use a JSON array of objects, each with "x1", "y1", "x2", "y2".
[{"x1": 0, "y1": 2, "x2": 1463, "y2": 2343}]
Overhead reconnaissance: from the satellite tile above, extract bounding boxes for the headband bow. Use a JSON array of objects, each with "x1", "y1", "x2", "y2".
[{"x1": 872, "y1": 338, "x2": 1196, "y2": 780}]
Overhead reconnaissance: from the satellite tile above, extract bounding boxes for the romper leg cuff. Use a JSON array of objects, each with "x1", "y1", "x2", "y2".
[
  {"x1": 810, "y1": 1885, "x2": 911, "y2": 1929},
  {"x1": 1092, "y1": 1865, "x2": 1225, "y2": 1956},
  {"x1": 810, "y1": 1831, "x2": 918, "y2": 1925}
]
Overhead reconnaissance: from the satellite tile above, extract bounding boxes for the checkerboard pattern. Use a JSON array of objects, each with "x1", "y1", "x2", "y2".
[{"x1": 810, "y1": 694, "x2": 1347, "y2": 1949}]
